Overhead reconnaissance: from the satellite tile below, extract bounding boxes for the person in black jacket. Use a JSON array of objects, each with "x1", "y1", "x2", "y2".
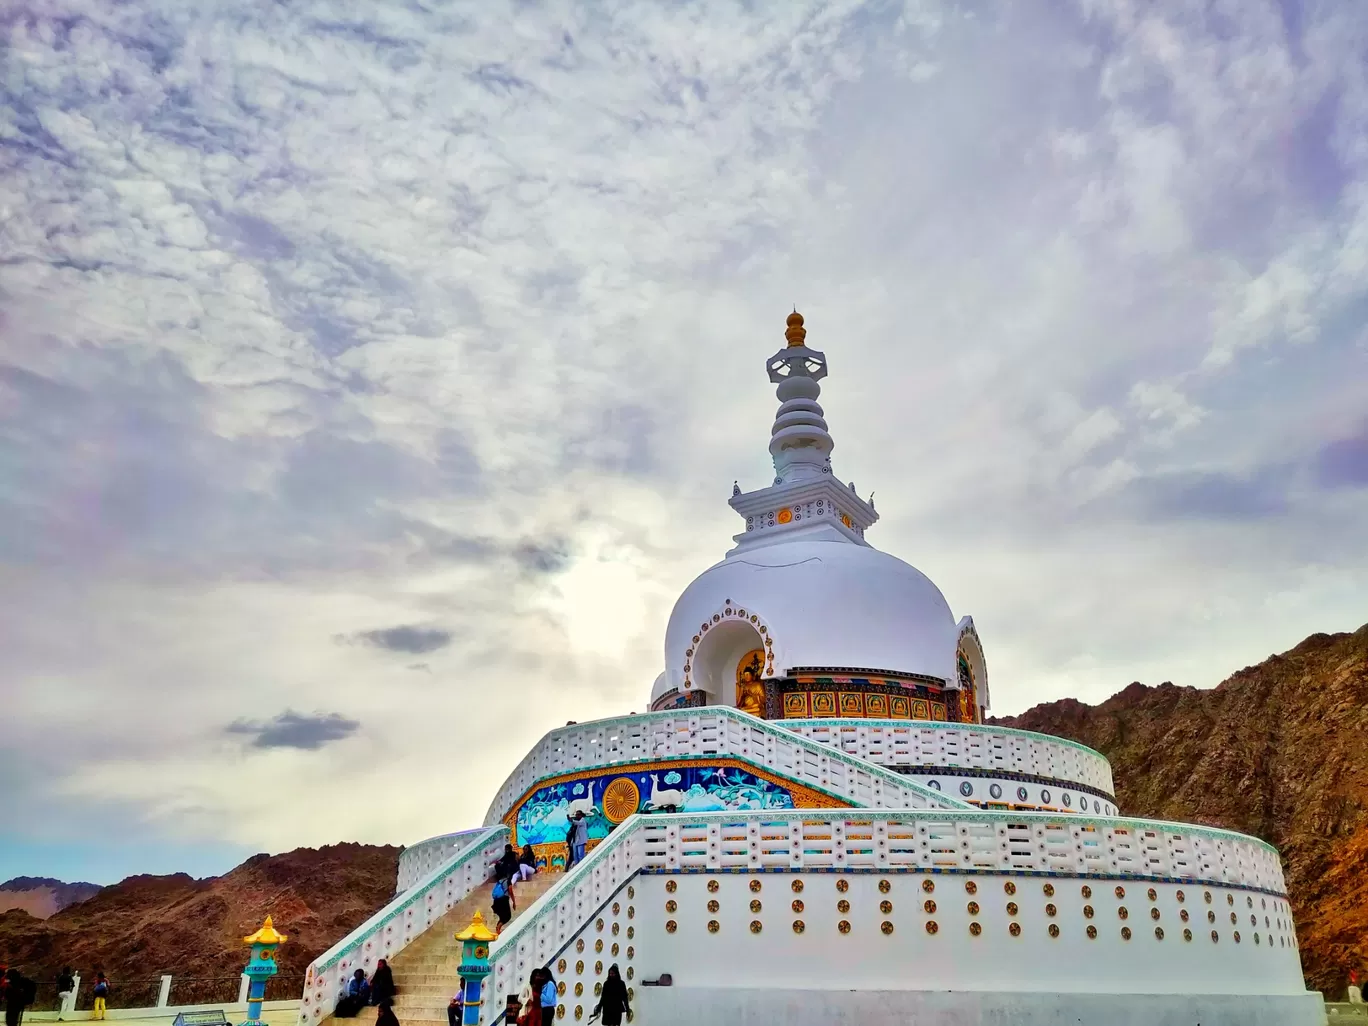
[
  {"x1": 3, "y1": 969, "x2": 33, "y2": 1026},
  {"x1": 368, "y1": 960, "x2": 395, "y2": 1007},
  {"x1": 55, "y1": 969, "x2": 75, "y2": 1021},
  {"x1": 590, "y1": 964, "x2": 629, "y2": 1026}
]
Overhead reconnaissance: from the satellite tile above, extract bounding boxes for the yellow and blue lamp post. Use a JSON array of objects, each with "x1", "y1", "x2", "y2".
[
  {"x1": 454, "y1": 911, "x2": 498, "y2": 1026},
  {"x1": 240, "y1": 916, "x2": 287, "y2": 1026}
]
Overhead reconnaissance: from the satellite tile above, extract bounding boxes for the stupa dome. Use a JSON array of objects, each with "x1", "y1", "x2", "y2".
[{"x1": 663, "y1": 538, "x2": 958, "y2": 703}]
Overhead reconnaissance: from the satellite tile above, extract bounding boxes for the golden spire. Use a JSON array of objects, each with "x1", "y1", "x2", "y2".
[
  {"x1": 243, "y1": 915, "x2": 287, "y2": 945},
  {"x1": 784, "y1": 310, "x2": 807, "y2": 347},
  {"x1": 455, "y1": 910, "x2": 499, "y2": 942}
]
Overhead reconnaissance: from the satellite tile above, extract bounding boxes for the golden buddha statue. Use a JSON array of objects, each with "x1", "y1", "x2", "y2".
[{"x1": 735, "y1": 649, "x2": 767, "y2": 717}]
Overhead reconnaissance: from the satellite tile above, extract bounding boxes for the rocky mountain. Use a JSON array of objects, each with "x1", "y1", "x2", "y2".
[
  {"x1": 0, "y1": 877, "x2": 102, "y2": 919},
  {"x1": 0, "y1": 843, "x2": 399, "y2": 990},
  {"x1": 996, "y1": 622, "x2": 1368, "y2": 994}
]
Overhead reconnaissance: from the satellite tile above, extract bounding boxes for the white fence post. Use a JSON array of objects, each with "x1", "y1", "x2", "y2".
[
  {"x1": 239, "y1": 974, "x2": 251, "y2": 1003},
  {"x1": 157, "y1": 976, "x2": 172, "y2": 1008}
]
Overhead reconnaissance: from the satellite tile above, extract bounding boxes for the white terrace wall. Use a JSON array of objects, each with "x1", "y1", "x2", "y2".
[
  {"x1": 782, "y1": 719, "x2": 1116, "y2": 798},
  {"x1": 481, "y1": 708, "x2": 966, "y2": 827},
  {"x1": 396, "y1": 827, "x2": 490, "y2": 893},
  {"x1": 467, "y1": 809, "x2": 1302, "y2": 1024}
]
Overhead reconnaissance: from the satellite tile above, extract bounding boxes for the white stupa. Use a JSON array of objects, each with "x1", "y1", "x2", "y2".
[{"x1": 300, "y1": 313, "x2": 1320, "y2": 1026}]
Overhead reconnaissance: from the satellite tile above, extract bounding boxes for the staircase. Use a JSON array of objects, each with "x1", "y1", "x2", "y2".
[{"x1": 385, "y1": 872, "x2": 560, "y2": 1026}]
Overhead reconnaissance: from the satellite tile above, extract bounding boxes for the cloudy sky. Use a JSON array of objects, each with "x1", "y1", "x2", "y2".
[{"x1": 3, "y1": 0, "x2": 1366, "y2": 885}]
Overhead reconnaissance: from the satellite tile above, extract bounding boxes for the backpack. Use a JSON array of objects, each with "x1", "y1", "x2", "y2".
[
  {"x1": 492, "y1": 880, "x2": 507, "y2": 900},
  {"x1": 94, "y1": 980, "x2": 109, "y2": 997}
]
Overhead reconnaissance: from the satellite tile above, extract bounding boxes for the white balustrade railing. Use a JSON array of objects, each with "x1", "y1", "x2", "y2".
[
  {"x1": 475, "y1": 806, "x2": 1288, "y2": 1019},
  {"x1": 782, "y1": 719, "x2": 1116, "y2": 796},
  {"x1": 396, "y1": 827, "x2": 490, "y2": 893},
  {"x1": 298, "y1": 826, "x2": 509, "y2": 1026},
  {"x1": 481, "y1": 708, "x2": 969, "y2": 827}
]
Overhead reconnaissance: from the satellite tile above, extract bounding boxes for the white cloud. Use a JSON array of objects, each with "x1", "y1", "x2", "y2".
[{"x1": 2, "y1": 0, "x2": 1367, "y2": 879}]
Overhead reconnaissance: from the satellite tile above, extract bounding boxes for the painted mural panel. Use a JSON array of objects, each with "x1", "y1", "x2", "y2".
[{"x1": 513, "y1": 763, "x2": 799, "y2": 847}]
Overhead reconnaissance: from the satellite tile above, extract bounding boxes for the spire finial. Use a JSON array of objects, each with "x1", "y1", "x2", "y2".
[{"x1": 785, "y1": 310, "x2": 806, "y2": 347}]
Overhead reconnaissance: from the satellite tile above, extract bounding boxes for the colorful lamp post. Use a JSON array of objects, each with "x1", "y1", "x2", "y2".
[
  {"x1": 240, "y1": 916, "x2": 288, "y2": 1026},
  {"x1": 454, "y1": 911, "x2": 498, "y2": 1026}
]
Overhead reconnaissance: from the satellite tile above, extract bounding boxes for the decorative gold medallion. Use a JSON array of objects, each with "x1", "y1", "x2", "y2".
[
  {"x1": 707, "y1": 920, "x2": 719, "y2": 934},
  {"x1": 1009, "y1": 922, "x2": 1021, "y2": 937},
  {"x1": 838, "y1": 920, "x2": 851, "y2": 934},
  {"x1": 1151, "y1": 908, "x2": 1161, "y2": 921},
  {"x1": 1006, "y1": 902, "x2": 1018, "y2": 917},
  {"x1": 1043, "y1": 883, "x2": 1055, "y2": 897},
  {"x1": 749, "y1": 880, "x2": 762, "y2": 893},
  {"x1": 1045, "y1": 903, "x2": 1057, "y2": 917},
  {"x1": 595, "y1": 918, "x2": 604, "y2": 932},
  {"x1": 880, "y1": 900, "x2": 893, "y2": 914},
  {"x1": 1083, "y1": 905, "x2": 1094, "y2": 919},
  {"x1": 558, "y1": 959, "x2": 567, "y2": 974},
  {"x1": 879, "y1": 879, "x2": 892, "y2": 894},
  {"x1": 837, "y1": 899, "x2": 850, "y2": 914},
  {"x1": 1087, "y1": 925, "x2": 1098, "y2": 939},
  {"x1": 793, "y1": 920, "x2": 805, "y2": 933},
  {"x1": 575, "y1": 984, "x2": 583, "y2": 997},
  {"x1": 611, "y1": 903, "x2": 621, "y2": 916},
  {"x1": 1115, "y1": 886, "x2": 1126, "y2": 900},
  {"x1": 1004, "y1": 881, "x2": 1016, "y2": 896},
  {"x1": 922, "y1": 879, "x2": 935, "y2": 894},
  {"x1": 881, "y1": 920, "x2": 894, "y2": 935},
  {"x1": 965, "y1": 880, "x2": 978, "y2": 895},
  {"x1": 576, "y1": 961, "x2": 584, "y2": 975},
  {"x1": 557, "y1": 983, "x2": 566, "y2": 996},
  {"x1": 749, "y1": 920, "x2": 762, "y2": 934},
  {"x1": 792, "y1": 880, "x2": 804, "y2": 893},
  {"x1": 594, "y1": 940, "x2": 602, "y2": 953},
  {"x1": 577, "y1": 940, "x2": 585, "y2": 953},
  {"x1": 707, "y1": 899, "x2": 719, "y2": 913},
  {"x1": 1118, "y1": 907, "x2": 1129, "y2": 920},
  {"x1": 1048, "y1": 924, "x2": 1060, "y2": 938},
  {"x1": 750, "y1": 899, "x2": 762, "y2": 914},
  {"x1": 969, "y1": 921, "x2": 982, "y2": 936},
  {"x1": 967, "y1": 901, "x2": 980, "y2": 916},
  {"x1": 665, "y1": 921, "x2": 676, "y2": 933},
  {"x1": 707, "y1": 880, "x2": 720, "y2": 893},
  {"x1": 595, "y1": 961, "x2": 603, "y2": 975},
  {"x1": 1147, "y1": 888, "x2": 1157, "y2": 902},
  {"x1": 1184, "y1": 928, "x2": 1193, "y2": 942},
  {"x1": 925, "y1": 920, "x2": 938, "y2": 935},
  {"x1": 1155, "y1": 927, "x2": 1165, "y2": 940},
  {"x1": 665, "y1": 880, "x2": 677, "y2": 893},
  {"x1": 1121, "y1": 927, "x2": 1132, "y2": 940},
  {"x1": 1176, "y1": 889, "x2": 1185, "y2": 903},
  {"x1": 792, "y1": 899, "x2": 805, "y2": 913},
  {"x1": 1081, "y1": 885, "x2": 1092, "y2": 899},
  {"x1": 836, "y1": 879, "x2": 849, "y2": 893}
]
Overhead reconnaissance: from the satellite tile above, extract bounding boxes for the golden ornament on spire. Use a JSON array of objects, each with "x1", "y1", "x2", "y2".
[
  {"x1": 785, "y1": 310, "x2": 807, "y2": 347},
  {"x1": 455, "y1": 910, "x2": 499, "y2": 942},
  {"x1": 243, "y1": 915, "x2": 288, "y2": 945}
]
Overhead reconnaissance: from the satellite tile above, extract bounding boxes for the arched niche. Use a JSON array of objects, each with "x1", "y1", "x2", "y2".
[{"x1": 690, "y1": 617, "x2": 766, "y2": 711}]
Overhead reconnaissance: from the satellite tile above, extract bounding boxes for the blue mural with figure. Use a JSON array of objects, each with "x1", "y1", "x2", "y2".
[{"x1": 514, "y1": 763, "x2": 797, "y2": 846}]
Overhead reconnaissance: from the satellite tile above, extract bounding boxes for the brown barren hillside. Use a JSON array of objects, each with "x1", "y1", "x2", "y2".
[
  {"x1": 0, "y1": 877, "x2": 102, "y2": 919},
  {"x1": 996, "y1": 623, "x2": 1368, "y2": 993},
  {"x1": 0, "y1": 843, "x2": 399, "y2": 985}
]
